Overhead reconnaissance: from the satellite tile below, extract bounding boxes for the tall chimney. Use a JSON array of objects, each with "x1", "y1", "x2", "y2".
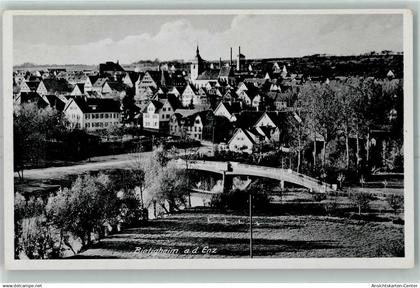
[
  {"x1": 237, "y1": 46, "x2": 241, "y2": 71},
  {"x1": 230, "y1": 47, "x2": 233, "y2": 66},
  {"x1": 219, "y1": 57, "x2": 222, "y2": 69}
]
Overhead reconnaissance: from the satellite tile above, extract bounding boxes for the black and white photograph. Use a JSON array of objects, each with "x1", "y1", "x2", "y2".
[{"x1": 3, "y1": 9, "x2": 414, "y2": 269}]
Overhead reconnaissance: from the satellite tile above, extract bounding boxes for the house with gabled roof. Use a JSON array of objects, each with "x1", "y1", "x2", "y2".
[
  {"x1": 213, "y1": 101, "x2": 242, "y2": 122},
  {"x1": 92, "y1": 77, "x2": 108, "y2": 94},
  {"x1": 169, "y1": 109, "x2": 212, "y2": 141},
  {"x1": 218, "y1": 66, "x2": 235, "y2": 83},
  {"x1": 180, "y1": 83, "x2": 199, "y2": 107},
  {"x1": 142, "y1": 98, "x2": 176, "y2": 131},
  {"x1": 66, "y1": 73, "x2": 88, "y2": 85},
  {"x1": 46, "y1": 95, "x2": 67, "y2": 111},
  {"x1": 228, "y1": 128, "x2": 261, "y2": 154},
  {"x1": 38, "y1": 78, "x2": 73, "y2": 96},
  {"x1": 16, "y1": 92, "x2": 50, "y2": 108},
  {"x1": 266, "y1": 91, "x2": 289, "y2": 110},
  {"x1": 63, "y1": 97, "x2": 121, "y2": 131},
  {"x1": 102, "y1": 81, "x2": 127, "y2": 99},
  {"x1": 234, "y1": 111, "x2": 264, "y2": 129},
  {"x1": 123, "y1": 71, "x2": 142, "y2": 88},
  {"x1": 99, "y1": 61, "x2": 125, "y2": 77},
  {"x1": 237, "y1": 85, "x2": 261, "y2": 109},
  {"x1": 20, "y1": 81, "x2": 40, "y2": 93},
  {"x1": 84, "y1": 75, "x2": 99, "y2": 92},
  {"x1": 71, "y1": 83, "x2": 85, "y2": 96},
  {"x1": 193, "y1": 69, "x2": 220, "y2": 88},
  {"x1": 135, "y1": 70, "x2": 170, "y2": 100}
]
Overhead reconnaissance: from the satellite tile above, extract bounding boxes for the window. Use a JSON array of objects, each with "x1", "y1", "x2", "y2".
[
  {"x1": 100, "y1": 114, "x2": 104, "y2": 119},
  {"x1": 163, "y1": 107, "x2": 166, "y2": 112},
  {"x1": 105, "y1": 114, "x2": 109, "y2": 119}
]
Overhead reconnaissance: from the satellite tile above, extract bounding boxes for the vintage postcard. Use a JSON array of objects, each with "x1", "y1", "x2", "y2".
[{"x1": 2, "y1": 9, "x2": 414, "y2": 269}]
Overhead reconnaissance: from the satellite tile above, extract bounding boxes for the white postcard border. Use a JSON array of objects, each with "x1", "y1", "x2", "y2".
[{"x1": 2, "y1": 9, "x2": 414, "y2": 270}]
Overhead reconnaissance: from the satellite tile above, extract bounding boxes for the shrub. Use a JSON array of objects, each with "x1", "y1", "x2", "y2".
[
  {"x1": 349, "y1": 192, "x2": 374, "y2": 215},
  {"x1": 323, "y1": 198, "x2": 340, "y2": 216},
  {"x1": 18, "y1": 216, "x2": 56, "y2": 259},
  {"x1": 210, "y1": 183, "x2": 272, "y2": 212},
  {"x1": 312, "y1": 193, "x2": 327, "y2": 202},
  {"x1": 386, "y1": 194, "x2": 404, "y2": 214}
]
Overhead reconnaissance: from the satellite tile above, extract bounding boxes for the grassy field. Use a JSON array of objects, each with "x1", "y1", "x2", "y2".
[{"x1": 75, "y1": 211, "x2": 404, "y2": 259}]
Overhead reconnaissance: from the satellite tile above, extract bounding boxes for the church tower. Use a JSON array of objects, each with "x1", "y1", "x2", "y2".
[{"x1": 190, "y1": 45, "x2": 205, "y2": 81}]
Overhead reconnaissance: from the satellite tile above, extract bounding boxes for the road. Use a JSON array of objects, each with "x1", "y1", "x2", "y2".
[
  {"x1": 16, "y1": 144, "x2": 214, "y2": 181},
  {"x1": 16, "y1": 152, "x2": 152, "y2": 180}
]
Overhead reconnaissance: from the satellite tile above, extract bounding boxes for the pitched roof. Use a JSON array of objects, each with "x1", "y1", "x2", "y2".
[
  {"x1": 146, "y1": 70, "x2": 172, "y2": 86},
  {"x1": 70, "y1": 98, "x2": 121, "y2": 113},
  {"x1": 66, "y1": 74, "x2": 88, "y2": 84},
  {"x1": 125, "y1": 71, "x2": 142, "y2": 84},
  {"x1": 266, "y1": 91, "x2": 289, "y2": 102},
  {"x1": 197, "y1": 69, "x2": 220, "y2": 80},
  {"x1": 243, "y1": 78, "x2": 267, "y2": 87},
  {"x1": 43, "y1": 79, "x2": 73, "y2": 94},
  {"x1": 176, "y1": 110, "x2": 213, "y2": 126},
  {"x1": 234, "y1": 111, "x2": 264, "y2": 129},
  {"x1": 93, "y1": 78, "x2": 108, "y2": 87},
  {"x1": 228, "y1": 128, "x2": 257, "y2": 145},
  {"x1": 142, "y1": 100, "x2": 163, "y2": 113},
  {"x1": 173, "y1": 109, "x2": 202, "y2": 118},
  {"x1": 88, "y1": 75, "x2": 99, "y2": 84},
  {"x1": 99, "y1": 61, "x2": 125, "y2": 73},
  {"x1": 106, "y1": 81, "x2": 127, "y2": 92},
  {"x1": 75, "y1": 83, "x2": 85, "y2": 94},
  {"x1": 219, "y1": 66, "x2": 232, "y2": 77},
  {"x1": 46, "y1": 95, "x2": 67, "y2": 111},
  {"x1": 220, "y1": 101, "x2": 242, "y2": 114},
  {"x1": 19, "y1": 92, "x2": 49, "y2": 107},
  {"x1": 24, "y1": 81, "x2": 40, "y2": 91},
  {"x1": 264, "y1": 111, "x2": 291, "y2": 128}
]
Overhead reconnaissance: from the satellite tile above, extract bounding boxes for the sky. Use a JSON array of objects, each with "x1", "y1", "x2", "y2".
[{"x1": 13, "y1": 13, "x2": 403, "y2": 65}]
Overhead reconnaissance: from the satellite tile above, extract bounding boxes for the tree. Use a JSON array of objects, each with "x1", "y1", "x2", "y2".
[
  {"x1": 142, "y1": 147, "x2": 190, "y2": 213},
  {"x1": 46, "y1": 173, "x2": 119, "y2": 250},
  {"x1": 337, "y1": 173, "x2": 345, "y2": 190},
  {"x1": 14, "y1": 193, "x2": 52, "y2": 259},
  {"x1": 349, "y1": 192, "x2": 373, "y2": 215},
  {"x1": 14, "y1": 103, "x2": 68, "y2": 180},
  {"x1": 298, "y1": 83, "x2": 320, "y2": 171},
  {"x1": 299, "y1": 82, "x2": 341, "y2": 170}
]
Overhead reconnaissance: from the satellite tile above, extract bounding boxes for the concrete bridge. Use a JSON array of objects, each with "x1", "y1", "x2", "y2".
[{"x1": 174, "y1": 159, "x2": 335, "y2": 193}]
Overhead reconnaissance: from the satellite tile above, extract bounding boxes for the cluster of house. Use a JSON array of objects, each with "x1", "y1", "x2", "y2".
[{"x1": 13, "y1": 45, "x2": 398, "y2": 153}]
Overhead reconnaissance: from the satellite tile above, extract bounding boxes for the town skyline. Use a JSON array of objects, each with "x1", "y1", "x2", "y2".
[{"x1": 14, "y1": 13, "x2": 403, "y2": 65}]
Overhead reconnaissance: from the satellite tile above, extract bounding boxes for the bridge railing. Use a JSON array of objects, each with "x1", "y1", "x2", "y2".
[
  {"x1": 174, "y1": 159, "x2": 334, "y2": 192},
  {"x1": 232, "y1": 162, "x2": 335, "y2": 191}
]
